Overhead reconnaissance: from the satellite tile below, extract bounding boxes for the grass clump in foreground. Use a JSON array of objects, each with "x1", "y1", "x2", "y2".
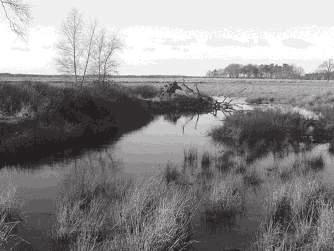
[
  {"x1": 0, "y1": 185, "x2": 22, "y2": 248},
  {"x1": 256, "y1": 174, "x2": 334, "y2": 250},
  {"x1": 205, "y1": 173, "x2": 244, "y2": 219},
  {"x1": 54, "y1": 159, "x2": 196, "y2": 250}
]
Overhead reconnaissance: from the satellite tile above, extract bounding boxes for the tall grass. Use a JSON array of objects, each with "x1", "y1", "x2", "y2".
[
  {"x1": 55, "y1": 159, "x2": 196, "y2": 250},
  {"x1": 110, "y1": 179, "x2": 195, "y2": 250},
  {"x1": 257, "y1": 175, "x2": 330, "y2": 250},
  {"x1": 184, "y1": 148, "x2": 198, "y2": 168},
  {"x1": 272, "y1": 154, "x2": 325, "y2": 182},
  {"x1": 201, "y1": 151, "x2": 212, "y2": 170},
  {"x1": 205, "y1": 173, "x2": 244, "y2": 218},
  {"x1": 126, "y1": 85, "x2": 160, "y2": 99},
  {"x1": 0, "y1": 185, "x2": 21, "y2": 248},
  {"x1": 210, "y1": 109, "x2": 309, "y2": 148}
]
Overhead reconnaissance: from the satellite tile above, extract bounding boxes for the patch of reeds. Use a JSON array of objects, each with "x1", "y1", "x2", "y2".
[
  {"x1": 256, "y1": 176, "x2": 330, "y2": 250},
  {"x1": 201, "y1": 151, "x2": 212, "y2": 170},
  {"x1": 54, "y1": 159, "x2": 196, "y2": 250},
  {"x1": 204, "y1": 173, "x2": 244, "y2": 219},
  {"x1": 210, "y1": 109, "x2": 309, "y2": 150},
  {"x1": 0, "y1": 185, "x2": 22, "y2": 248},
  {"x1": 184, "y1": 148, "x2": 198, "y2": 168}
]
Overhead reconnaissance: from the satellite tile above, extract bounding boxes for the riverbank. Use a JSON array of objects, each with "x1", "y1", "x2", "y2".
[{"x1": 0, "y1": 82, "x2": 214, "y2": 166}]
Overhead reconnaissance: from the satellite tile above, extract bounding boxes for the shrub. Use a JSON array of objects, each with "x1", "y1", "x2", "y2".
[{"x1": 211, "y1": 109, "x2": 308, "y2": 147}]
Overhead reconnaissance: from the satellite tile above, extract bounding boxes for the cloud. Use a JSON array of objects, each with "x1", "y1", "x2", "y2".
[
  {"x1": 1, "y1": 24, "x2": 334, "y2": 75},
  {"x1": 11, "y1": 46, "x2": 31, "y2": 52},
  {"x1": 162, "y1": 38, "x2": 196, "y2": 46},
  {"x1": 0, "y1": 24, "x2": 57, "y2": 74},
  {"x1": 282, "y1": 38, "x2": 313, "y2": 49},
  {"x1": 207, "y1": 37, "x2": 269, "y2": 48},
  {"x1": 144, "y1": 47, "x2": 156, "y2": 52}
]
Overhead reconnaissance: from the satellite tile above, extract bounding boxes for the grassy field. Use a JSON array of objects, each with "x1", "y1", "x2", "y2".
[{"x1": 2, "y1": 75, "x2": 334, "y2": 105}]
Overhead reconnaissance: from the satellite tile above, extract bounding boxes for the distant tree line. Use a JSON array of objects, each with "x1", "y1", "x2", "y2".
[
  {"x1": 305, "y1": 59, "x2": 334, "y2": 81},
  {"x1": 206, "y1": 59, "x2": 334, "y2": 81},
  {"x1": 206, "y1": 63, "x2": 305, "y2": 79}
]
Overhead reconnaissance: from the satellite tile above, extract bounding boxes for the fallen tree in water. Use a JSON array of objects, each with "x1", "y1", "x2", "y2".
[{"x1": 148, "y1": 81, "x2": 239, "y2": 115}]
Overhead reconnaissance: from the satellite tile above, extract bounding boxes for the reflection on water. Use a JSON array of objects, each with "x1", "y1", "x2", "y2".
[
  {"x1": 2, "y1": 105, "x2": 334, "y2": 250},
  {"x1": 112, "y1": 112, "x2": 225, "y2": 175},
  {"x1": 0, "y1": 110, "x2": 227, "y2": 250}
]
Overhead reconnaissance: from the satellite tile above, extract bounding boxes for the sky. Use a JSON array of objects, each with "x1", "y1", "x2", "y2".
[{"x1": 1, "y1": 0, "x2": 334, "y2": 75}]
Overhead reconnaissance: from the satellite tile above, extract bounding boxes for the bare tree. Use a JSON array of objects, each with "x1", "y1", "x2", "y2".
[
  {"x1": 56, "y1": 8, "x2": 84, "y2": 84},
  {"x1": 319, "y1": 59, "x2": 334, "y2": 81},
  {"x1": 0, "y1": 0, "x2": 31, "y2": 37},
  {"x1": 81, "y1": 20, "x2": 97, "y2": 86},
  {"x1": 92, "y1": 30, "x2": 121, "y2": 83},
  {"x1": 57, "y1": 9, "x2": 121, "y2": 85}
]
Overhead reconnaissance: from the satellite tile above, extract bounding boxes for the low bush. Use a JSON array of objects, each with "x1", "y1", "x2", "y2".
[{"x1": 210, "y1": 109, "x2": 312, "y2": 162}]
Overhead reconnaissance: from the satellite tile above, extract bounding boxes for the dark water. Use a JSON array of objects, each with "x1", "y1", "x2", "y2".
[{"x1": 2, "y1": 101, "x2": 334, "y2": 250}]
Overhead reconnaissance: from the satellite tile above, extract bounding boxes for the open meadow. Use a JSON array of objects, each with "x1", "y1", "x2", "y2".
[{"x1": 2, "y1": 75, "x2": 334, "y2": 103}]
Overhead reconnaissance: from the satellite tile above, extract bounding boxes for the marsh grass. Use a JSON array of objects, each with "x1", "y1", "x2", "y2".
[
  {"x1": 246, "y1": 96, "x2": 275, "y2": 105},
  {"x1": 55, "y1": 159, "x2": 196, "y2": 250},
  {"x1": 111, "y1": 179, "x2": 195, "y2": 250},
  {"x1": 274, "y1": 154, "x2": 325, "y2": 182},
  {"x1": 210, "y1": 110, "x2": 309, "y2": 154},
  {"x1": 126, "y1": 85, "x2": 160, "y2": 99},
  {"x1": 201, "y1": 151, "x2": 212, "y2": 170},
  {"x1": 184, "y1": 148, "x2": 198, "y2": 168},
  {"x1": 314, "y1": 202, "x2": 334, "y2": 249},
  {"x1": 0, "y1": 185, "x2": 22, "y2": 248},
  {"x1": 214, "y1": 150, "x2": 235, "y2": 171},
  {"x1": 257, "y1": 175, "x2": 331, "y2": 250},
  {"x1": 304, "y1": 155, "x2": 325, "y2": 171},
  {"x1": 205, "y1": 173, "x2": 244, "y2": 219},
  {"x1": 243, "y1": 167, "x2": 263, "y2": 186},
  {"x1": 163, "y1": 163, "x2": 188, "y2": 185},
  {"x1": 329, "y1": 140, "x2": 334, "y2": 154}
]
